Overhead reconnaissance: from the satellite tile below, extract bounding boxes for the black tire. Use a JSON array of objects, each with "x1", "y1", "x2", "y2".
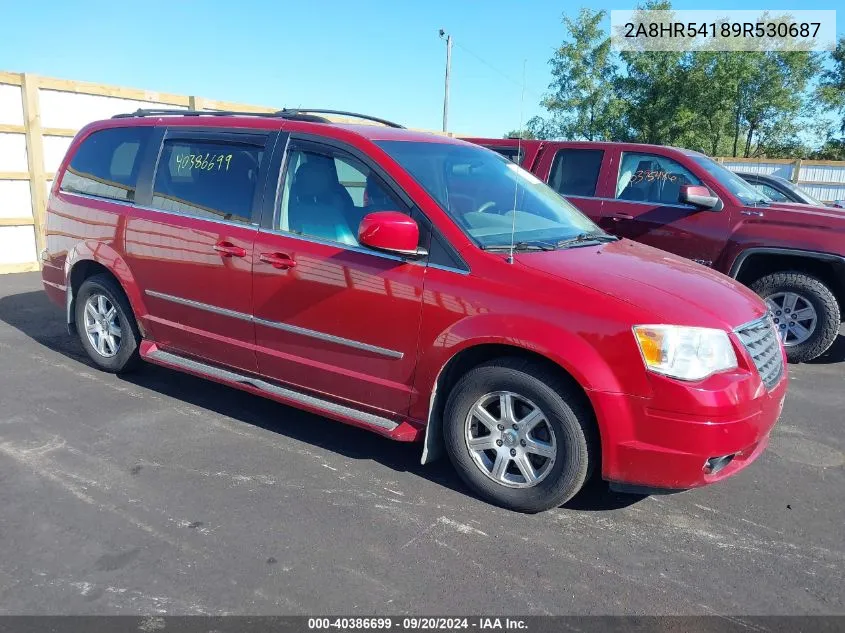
[
  {"x1": 74, "y1": 274, "x2": 141, "y2": 373},
  {"x1": 750, "y1": 272, "x2": 840, "y2": 363},
  {"x1": 442, "y1": 357, "x2": 597, "y2": 513}
]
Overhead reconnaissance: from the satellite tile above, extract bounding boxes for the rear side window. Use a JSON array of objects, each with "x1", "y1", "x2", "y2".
[
  {"x1": 61, "y1": 127, "x2": 152, "y2": 202},
  {"x1": 549, "y1": 149, "x2": 604, "y2": 197},
  {"x1": 488, "y1": 146, "x2": 524, "y2": 164},
  {"x1": 152, "y1": 138, "x2": 264, "y2": 224}
]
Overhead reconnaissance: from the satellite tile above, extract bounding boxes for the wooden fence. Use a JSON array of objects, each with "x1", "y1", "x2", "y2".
[
  {"x1": 717, "y1": 156, "x2": 845, "y2": 203},
  {"x1": 0, "y1": 71, "x2": 290, "y2": 274}
]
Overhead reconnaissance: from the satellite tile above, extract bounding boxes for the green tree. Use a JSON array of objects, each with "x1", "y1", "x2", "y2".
[
  {"x1": 819, "y1": 36, "x2": 845, "y2": 134},
  {"x1": 538, "y1": 8, "x2": 622, "y2": 140},
  {"x1": 503, "y1": 128, "x2": 538, "y2": 140}
]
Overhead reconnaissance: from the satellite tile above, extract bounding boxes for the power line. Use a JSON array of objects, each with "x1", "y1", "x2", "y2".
[{"x1": 449, "y1": 38, "x2": 546, "y2": 104}]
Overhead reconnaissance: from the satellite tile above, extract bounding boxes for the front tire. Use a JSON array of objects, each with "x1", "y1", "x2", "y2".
[
  {"x1": 75, "y1": 274, "x2": 141, "y2": 373},
  {"x1": 443, "y1": 358, "x2": 597, "y2": 513},
  {"x1": 750, "y1": 272, "x2": 840, "y2": 363}
]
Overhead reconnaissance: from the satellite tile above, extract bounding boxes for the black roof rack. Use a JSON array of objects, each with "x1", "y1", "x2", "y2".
[
  {"x1": 111, "y1": 108, "x2": 331, "y2": 123},
  {"x1": 112, "y1": 108, "x2": 404, "y2": 128},
  {"x1": 275, "y1": 109, "x2": 405, "y2": 129}
]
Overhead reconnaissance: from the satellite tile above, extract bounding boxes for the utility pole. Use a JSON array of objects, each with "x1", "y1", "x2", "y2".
[{"x1": 439, "y1": 29, "x2": 452, "y2": 133}]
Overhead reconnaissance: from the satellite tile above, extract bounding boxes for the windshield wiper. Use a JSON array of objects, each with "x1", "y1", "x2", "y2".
[
  {"x1": 481, "y1": 241, "x2": 556, "y2": 252},
  {"x1": 556, "y1": 231, "x2": 619, "y2": 249}
]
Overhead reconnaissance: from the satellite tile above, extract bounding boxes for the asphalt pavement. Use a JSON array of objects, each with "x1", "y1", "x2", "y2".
[{"x1": 0, "y1": 272, "x2": 842, "y2": 615}]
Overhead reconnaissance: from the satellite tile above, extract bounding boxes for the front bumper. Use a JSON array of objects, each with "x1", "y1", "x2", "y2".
[{"x1": 590, "y1": 369, "x2": 787, "y2": 491}]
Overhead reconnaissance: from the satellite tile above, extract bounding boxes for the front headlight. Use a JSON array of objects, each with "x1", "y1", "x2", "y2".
[{"x1": 633, "y1": 325, "x2": 737, "y2": 381}]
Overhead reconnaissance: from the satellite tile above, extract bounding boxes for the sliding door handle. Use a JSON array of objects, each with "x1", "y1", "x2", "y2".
[
  {"x1": 213, "y1": 241, "x2": 247, "y2": 257},
  {"x1": 260, "y1": 252, "x2": 297, "y2": 269}
]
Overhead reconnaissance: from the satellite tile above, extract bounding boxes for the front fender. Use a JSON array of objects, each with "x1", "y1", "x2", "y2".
[{"x1": 414, "y1": 313, "x2": 649, "y2": 464}]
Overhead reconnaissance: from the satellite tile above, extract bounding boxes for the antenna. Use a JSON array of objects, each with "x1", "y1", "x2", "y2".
[{"x1": 507, "y1": 59, "x2": 528, "y2": 265}]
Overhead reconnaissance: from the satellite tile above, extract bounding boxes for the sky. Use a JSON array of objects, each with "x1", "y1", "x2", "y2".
[{"x1": 0, "y1": 1, "x2": 841, "y2": 137}]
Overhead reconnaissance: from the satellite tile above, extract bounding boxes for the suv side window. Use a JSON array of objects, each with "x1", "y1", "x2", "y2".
[
  {"x1": 60, "y1": 127, "x2": 152, "y2": 202},
  {"x1": 549, "y1": 149, "x2": 604, "y2": 197},
  {"x1": 151, "y1": 136, "x2": 265, "y2": 224},
  {"x1": 277, "y1": 145, "x2": 406, "y2": 247},
  {"x1": 616, "y1": 152, "x2": 701, "y2": 205}
]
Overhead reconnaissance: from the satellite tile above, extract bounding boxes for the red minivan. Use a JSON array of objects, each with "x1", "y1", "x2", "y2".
[{"x1": 41, "y1": 110, "x2": 786, "y2": 512}]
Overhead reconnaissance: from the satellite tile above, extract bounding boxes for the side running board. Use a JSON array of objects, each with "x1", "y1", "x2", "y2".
[{"x1": 145, "y1": 348, "x2": 399, "y2": 432}]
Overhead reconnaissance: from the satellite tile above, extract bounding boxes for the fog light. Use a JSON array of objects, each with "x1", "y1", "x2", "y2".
[{"x1": 704, "y1": 454, "x2": 735, "y2": 475}]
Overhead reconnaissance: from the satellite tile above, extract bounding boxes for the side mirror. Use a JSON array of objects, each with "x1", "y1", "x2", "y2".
[
  {"x1": 680, "y1": 184, "x2": 720, "y2": 210},
  {"x1": 358, "y1": 211, "x2": 423, "y2": 257}
]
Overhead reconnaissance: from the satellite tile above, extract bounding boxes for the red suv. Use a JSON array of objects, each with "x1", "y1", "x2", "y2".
[
  {"x1": 470, "y1": 138, "x2": 845, "y2": 363},
  {"x1": 41, "y1": 110, "x2": 786, "y2": 512}
]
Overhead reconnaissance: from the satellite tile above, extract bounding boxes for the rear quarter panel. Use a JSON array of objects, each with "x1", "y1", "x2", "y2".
[{"x1": 44, "y1": 191, "x2": 151, "y2": 327}]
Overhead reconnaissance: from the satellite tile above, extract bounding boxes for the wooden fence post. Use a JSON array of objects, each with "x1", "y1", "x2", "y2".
[
  {"x1": 20, "y1": 73, "x2": 46, "y2": 267},
  {"x1": 791, "y1": 159, "x2": 802, "y2": 183},
  {"x1": 188, "y1": 96, "x2": 205, "y2": 111}
]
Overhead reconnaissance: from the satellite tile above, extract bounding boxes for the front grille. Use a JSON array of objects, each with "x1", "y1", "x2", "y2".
[{"x1": 735, "y1": 316, "x2": 784, "y2": 390}]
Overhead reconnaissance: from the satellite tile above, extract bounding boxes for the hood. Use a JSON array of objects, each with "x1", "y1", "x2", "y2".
[
  {"x1": 516, "y1": 239, "x2": 767, "y2": 329},
  {"x1": 755, "y1": 201, "x2": 845, "y2": 223}
]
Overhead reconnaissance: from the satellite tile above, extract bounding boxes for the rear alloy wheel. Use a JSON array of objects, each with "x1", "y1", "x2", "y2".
[
  {"x1": 443, "y1": 358, "x2": 597, "y2": 513},
  {"x1": 751, "y1": 272, "x2": 840, "y2": 363},
  {"x1": 83, "y1": 294, "x2": 123, "y2": 358},
  {"x1": 75, "y1": 274, "x2": 141, "y2": 373}
]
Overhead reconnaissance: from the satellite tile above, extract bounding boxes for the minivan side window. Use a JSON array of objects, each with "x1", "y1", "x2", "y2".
[
  {"x1": 277, "y1": 147, "x2": 405, "y2": 247},
  {"x1": 60, "y1": 127, "x2": 152, "y2": 202},
  {"x1": 549, "y1": 149, "x2": 604, "y2": 197},
  {"x1": 151, "y1": 137, "x2": 264, "y2": 224},
  {"x1": 616, "y1": 152, "x2": 701, "y2": 205}
]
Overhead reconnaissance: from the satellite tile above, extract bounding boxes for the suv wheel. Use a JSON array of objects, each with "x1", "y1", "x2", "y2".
[
  {"x1": 443, "y1": 358, "x2": 596, "y2": 513},
  {"x1": 75, "y1": 274, "x2": 141, "y2": 373},
  {"x1": 751, "y1": 272, "x2": 840, "y2": 363}
]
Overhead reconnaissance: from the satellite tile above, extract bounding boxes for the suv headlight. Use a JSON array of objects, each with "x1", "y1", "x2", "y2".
[{"x1": 633, "y1": 325, "x2": 737, "y2": 381}]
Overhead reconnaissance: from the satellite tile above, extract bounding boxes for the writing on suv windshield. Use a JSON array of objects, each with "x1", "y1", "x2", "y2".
[{"x1": 376, "y1": 141, "x2": 601, "y2": 249}]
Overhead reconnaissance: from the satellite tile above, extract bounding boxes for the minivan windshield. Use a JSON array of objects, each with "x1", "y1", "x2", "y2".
[
  {"x1": 377, "y1": 141, "x2": 601, "y2": 249},
  {"x1": 689, "y1": 154, "x2": 771, "y2": 206}
]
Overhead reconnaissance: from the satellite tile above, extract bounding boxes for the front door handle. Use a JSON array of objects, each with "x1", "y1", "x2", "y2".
[
  {"x1": 213, "y1": 241, "x2": 247, "y2": 257},
  {"x1": 611, "y1": 212, "x2": 634, "y2": 221},
  {"x1": 260, "y1": 252, "x2": 297, "y2": 269}
]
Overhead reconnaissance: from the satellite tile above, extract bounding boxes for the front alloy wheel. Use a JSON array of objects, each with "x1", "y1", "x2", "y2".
[
  {"x1": 465, "y1": 391, "x2": 557, "y2": 488},
  {"x1": 751, "y1": 272, "x2": 840, "y2": 363},
  {"x1": 765, "y1": 292, "x2": 817, "y2": 346},
  {"x1": 443, "y1": 358, "x2": 596, "y2": 513}
]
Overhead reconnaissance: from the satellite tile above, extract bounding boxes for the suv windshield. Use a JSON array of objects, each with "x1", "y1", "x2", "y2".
[
  {"x1": 780, "y1": 178, "x2": 824, "y2": 206},
  {"x1": 689, "y1": 154, "x2": 770, "y2": 205},
  {"x1": 376, "y1": 141, "x2": 599, "y2": 248}
]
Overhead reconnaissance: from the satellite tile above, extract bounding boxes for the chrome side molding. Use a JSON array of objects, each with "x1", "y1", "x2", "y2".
[
  {"x1": 144, "y1": 289, "x2": 403, "y2": 359},
  {"x1": 146, "y1": 348, "x2": 399, "y2": 432}
]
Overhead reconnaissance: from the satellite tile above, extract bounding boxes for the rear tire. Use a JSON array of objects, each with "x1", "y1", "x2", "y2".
[
  {"x1": 75, "y1": 274, "x2": 141, "y2": 373},
  {"x1": 750, "y1": 272, "x2": 840, "y2": 363},
  {"x1": 443, "y1": 357, "x2": 597, "y2": 513}
]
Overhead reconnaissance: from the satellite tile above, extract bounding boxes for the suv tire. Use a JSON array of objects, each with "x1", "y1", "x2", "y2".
[
  {"x1": 75, "y1": 274, "x2": 141, "y2": 373},
  {"x1": 443, "y1": 357, "x2": 597, "y2": 513},
  {"x1": 751, "y1": 272, "x2": 840, "y2": 363}
]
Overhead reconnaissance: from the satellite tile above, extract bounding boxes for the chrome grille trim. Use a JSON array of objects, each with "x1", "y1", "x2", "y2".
[{"x1": 734, "y1": 316, "x2": 784, "y2": 390}]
